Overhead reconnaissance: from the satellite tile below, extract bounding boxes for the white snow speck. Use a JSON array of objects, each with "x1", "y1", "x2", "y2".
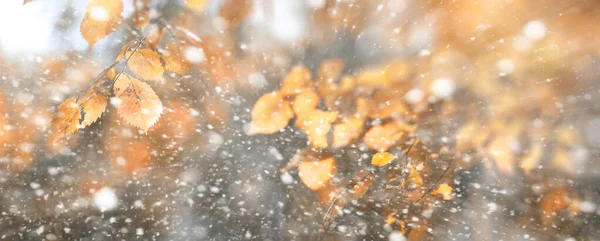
[
  {"x1": 183, "y1": 46, "x2": 205, "y2": 64},
  {"x1": 93, "y1": 187, "x2": 118, "y2": 212},
  {"x1": 89, "y1": 6, "x2": 109, "y2": 21},
  {"x1": 523, "y1": 20, "x2": 547, "y2": 41},
  {"x1": 405, "y1": 88, "x2": 424, "y2": 104},
  {"x1": 389, "y1": 231, "x2": 407, "y2": 241},
  {"x1": 280, "y1": 172, "x2": 293, "y2": 184},
  {"x1": 431, "y1": 78, "x2": 456, "y2": 99},
  {"x1": 136, "y1": 228, "x2": 144, "y2": 236},
  {"x1": 579, "y1": 201, "x2": 597, "y2": 213},
  {"x1": 496, "y1": 59, "x2": 515, "y2": 74}
]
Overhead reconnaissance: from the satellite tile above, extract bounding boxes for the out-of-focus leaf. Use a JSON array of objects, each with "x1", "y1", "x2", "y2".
[
  {"x1": 185, "y1": 0, "x2": 208, "y2": 12},
  {"x1": 248, "y1": 91, "x2": 294, "y2": 135},
  {"x1": 80, "y1": 0, "x2": 124, "y2": 50},
  {"x1": 298, "y1": 154, "x2": 336, "y2": 190},
  {"x1": 431, "y1": 183, "x2": 453, "y2": 200},
  {"x1": 295, "y1": 109, "x2": 338, "y2": 149},
  {"x1": 162, "y1": 43, "x2": 192, "y2": 75},
  {"x1": 371, "y1": 152, "x2": 396, "y2": 167},
  {"x1": 520, "y1": 141, "x2": 543, "y2": 173},
  {"x1": 280, "y1": 65, "x2": 314, "y2": 96}
]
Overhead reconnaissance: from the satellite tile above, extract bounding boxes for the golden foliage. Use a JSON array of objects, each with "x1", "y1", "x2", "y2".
[
  {"x1": 431, "y1": 184, "x2": 453, "y2": 200},
  {"x1": 248, "y1": 91, "x2": 294, "y2": 135},
  {"x1": 162, "y1": 43, "x2": 192, "y2": 75},
  {"x1": 127, "y1": 48, "x2": 165, "y2": 80},
  {"x1": 332, "y1": 117, "x2": 363, "y2": 148},
  {"x1": 520, "y1": 141, "x2": 543, "y2": 174},
  {"x1": 145, "y1": 28, "x2": 164, "y2": 49},
  {"x1": 298, "y1": 154, "x2": 336, "y2": 190},
  {"x1": 113, "y1": 73, "x2": 163, "y2": 132},
  {"x1": 364, "y1": 120, "x2": 415, "y2": 151},
  {"x1": 50, "y1": 97, "x2": 81, "y2": 142},
  {"x1": 371, "y1": 152, "x2": 396, "y2": 167},
  {"x1": 80, "y1": 0, "x2": 123, "y2": 49},
  {"x1": 133, "y1": 0, "x2": 151, "y2": 30},
  {"x1": 78, "y1": 80, "x2": 108, "y2": 127},
  {"x1": 185, "y1": 0, "x2": 208, "y2": 12},
  {"x1": 280, "y1": 65, "x2": 314, "y2": 96},
  {"x1": 295, "y1": 109, "x2": 338, "y2": 149}
]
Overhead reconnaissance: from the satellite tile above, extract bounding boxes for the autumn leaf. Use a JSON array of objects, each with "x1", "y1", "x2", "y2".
[
  {"x1": 80, "y1": 0, "x2": 124, "y2": 50},
  {"x1": 127, "y1": 48, "x2": 165, "y2": 80},
  {"x1": 133, "y1": 0, "x2": 151, "y2": 31},
  {"x1": 364, "y1": 120, "x2": 416, "y2": 151},
  {"x1": 248, "y1": 91, "x2": 294, "y2": 135},
  {"x1": 332, "y1": 117, "x2": 364, "y2": 148},
  {"x1": 520, "y1": 141, "x2": 543, "y2": 173},
  {"x1": 292, "y1": 90, "x2": 320, "y2": 115},
  {"x1": 113, "y1": 73, "x2": 163, "y2": 132},
  {"x1": 431, "y1": 183, "x2": 453, "y2": 200},
  {"x1": 162, "y1": 43, "x2": 192, "y2": 75},
  {"x1": 145, "y1": 28, "x2": 164, "y2": 49},
  {"x1": 280, "y1": 65, "x2": 314, "y2": 96},
  {"x1": 295, "y1": 109, "x2": 338, "y2": 149},
  {"x1": 185, "y1": 0, "x2": 208, "y2": 12},
  {"x1": 51, "y1": 97, "x2": 82, "y2": 142},
  {"x1": 371, "y1": 152, "x2": 396, "y2": 167},
  {"x1": 348, "y1": 170, "x2": 377, "y2": 199},
  {"x1": 78, "y1": 80, "x2": 109, "y2": 127},
  {"x1": 298, "y1": 154, "x2": 336, "y2": 190}
]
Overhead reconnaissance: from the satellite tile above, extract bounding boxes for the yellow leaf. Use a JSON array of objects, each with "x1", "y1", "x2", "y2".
[
  {"x1": 127, "y1": 48, "x2": 165, "y2": 80},
  {"x1": 113, "y1": 73, "x2": 163, "y2": 132},
  {"x1": 298, "y1": 155, "x2": 336, "y2": 190},
  {"x1": 248, "y1": 91, "x2": 294, "y2": 135},
  {"x1": 280, "y1": 65, "x2": 314, "y2": 96},
  {"x1": 145, "y1": 28, "x2": 164, "y2": 49},
  {"x1": 520, "y1": 141, "x2": 543, "y2": 173},
  {"x1": 51, "y1": 97, "x2": 81, "y2": 142},
  {"x1": 115, "y1": 40, "x2": 135, "y2": 61},
  {"x1": 78, "y1": 80, "x2": 109, "y2": 127},
  {"x1": 162, "y1": 43, "x2": 192, "y2": 75},
  {"x1": 349, "y1": 170, "x2": 377, "y2": 199},
  {"x1": 80, "y1": 0, "x2": 124, "y2": 50},
  {"x1": 133, "y1": 0, "x2": 151, "y2": 30},
  {"x1": 292, "y1": 90, "x2": 319, "y2": 115},
  {"x1": 295, "y1": 110, "x2": 338, "y2": 149},
  {"x1": 364, "y1": 120, "x2": 415, "y2": 151},
  {"x1": 431, "y1": 184, "x2": 453, "y2": 200},
  {"x1": 332, "y1": 117, "x2": 364, "y2": 148},
  {"x1": 371, "y1": 152, "x2": 396, "y2": 167},
  {"x1": 185, "y1": 0, "x2": 207, "y2": 12}
]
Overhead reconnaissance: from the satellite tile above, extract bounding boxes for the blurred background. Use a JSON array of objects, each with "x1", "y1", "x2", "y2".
[{"x1": 1, "y1": 0, "x2": 600, "y2": 240}]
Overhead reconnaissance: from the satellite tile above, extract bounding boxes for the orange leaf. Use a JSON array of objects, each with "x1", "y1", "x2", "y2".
[
  {"x1": 80, "y1": 0, "x2": 124, "y2": 50},
  {"x1": 162, "y1": 43, "x2": 192, "y2": 75},
  {"x1": 145, "y1": 28, "x2": 164, "y2": 49},
  {"x1": 248, "y1": 91, "x2": 294, "y2": 135},
  {"x1": 349, "y1": 170, "x2": 377, "y2": 199},
  {"x1": 431, "y1": 183, "x2": 453, "y2": 200},
  {"x1": 298, "y1": 155, "x2": 336, "y2": 190},
  {"x1": 295, "y1": 110, "x2": 338, "y2": 149},
  {"x1": 364, "y1": 120, "x2": 415, "y2": 151},
  {"x1": 520, "y1": 141, "x2": 543, "y2": 174},
  {"x1": 280, "y1": 65, "x2": 314, "y2": 96},
  {"x1": 51, "y1": 97, "x2": 81, "y2": 142},
  {"x1": 371, "y1": 152, "x2": 396, "y2": 167},
  {"x1": 332, "y1": 117, "x2": 364, "y2": 148},
  {"x1": 292, "y1": 90, "x2": 319, "y2": 115},
  {"x1": 185, "y1": 0, "x2": 208, "y2": 12},
  {"x1": 133, "y1": 0, "x2": 151, "y2": 30},
  {"x1": 78, "y1": 80, "x2": 109, "y2": 127},
  {"x1": 127, "y1": 48, "x2": 165, "y2": 80},
  {"x1": 113, "y1": 73, "x2": 163, "y2": 132}
]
